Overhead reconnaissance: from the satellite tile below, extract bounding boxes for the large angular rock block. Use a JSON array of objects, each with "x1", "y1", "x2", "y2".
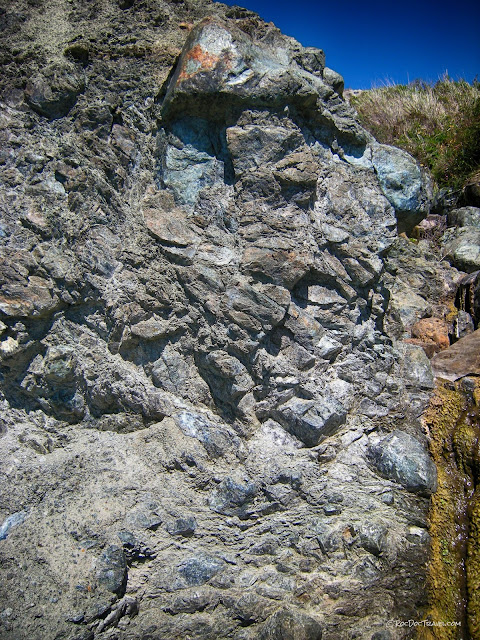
[
  {"x1": 431, "y1": 329, "x2": 480, "y2": 381},
  {"x1": 273, "y1": 395, "x2": 347, "y2": 447},
  {"x1": 371, "y1": 143, "x2": 432, "y2": 234},
  {"x1": 442, "y1": 226, "x2": 480, "y2": 272},
  {"x1": 162, "y1": 17, "x2": 330, "y2": 118}
]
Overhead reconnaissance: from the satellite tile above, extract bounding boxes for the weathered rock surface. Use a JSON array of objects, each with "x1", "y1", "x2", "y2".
[
  {"x1": 406, "y1": 317, "x2": 451, "y2": 356},
  {"x1": 442, "y1": 226, "x2": 480, "y2": 272},
  {"x1": 0, "y1": 1, "x2": 442, "y2": 639},
  {"x1": 367, "y1": 430, "x2": 438, "y2": 496},
  {"x1": 431, "y1": 329, "x2": 480, "y2": 381},
  {"x1": 382, "y1": 237, "x2": 461, "y2": 339},
  {"x1": 447, "y1": 206, "x2": 480, "y2": 229},
  {"x1": 371, "y1": 143, "x2": 432, "y2": 235}
]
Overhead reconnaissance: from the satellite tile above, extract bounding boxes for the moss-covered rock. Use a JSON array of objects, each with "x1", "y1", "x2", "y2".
[{"x1": 422, "y1": 379, "x2": 480, "y2": 639}]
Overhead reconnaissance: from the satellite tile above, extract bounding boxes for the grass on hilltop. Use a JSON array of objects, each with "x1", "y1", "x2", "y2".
[{"x1": 350, "y1": 77, "x2": 480, "y2": 190}]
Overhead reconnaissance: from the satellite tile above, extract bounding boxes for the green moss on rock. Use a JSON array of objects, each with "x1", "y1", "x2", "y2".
[{"x1": 422, "y1": 380, "x2": 480, "y2": 639}]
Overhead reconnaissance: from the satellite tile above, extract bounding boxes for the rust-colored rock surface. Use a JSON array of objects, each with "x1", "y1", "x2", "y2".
[{"x1": 410, "y1": 317, "x2": 451, "y2": 354}]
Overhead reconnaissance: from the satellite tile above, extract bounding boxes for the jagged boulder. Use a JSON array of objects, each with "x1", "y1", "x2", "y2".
[
  {"x1": 442, "y1": 226, "x2": 480, "y2": 272},
  {"x1": 431, "y1": 329, "x2": 480, "y2": 381}
]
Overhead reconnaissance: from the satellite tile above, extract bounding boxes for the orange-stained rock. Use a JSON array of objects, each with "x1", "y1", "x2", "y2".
[
  {"x1": 178, "y1": 43, "x2": 224, "y2": 81},
  {"x1": 411, "y1": 317, "x2": 450, "y2": 351},
  {"x1": 404, "y1": 338, "x2": 438, "y2": 359}
]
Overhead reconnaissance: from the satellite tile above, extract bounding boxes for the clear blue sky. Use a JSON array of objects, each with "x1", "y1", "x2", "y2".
[{"x1": 219, "y1": 0, "x2": 480, "y2": 89}]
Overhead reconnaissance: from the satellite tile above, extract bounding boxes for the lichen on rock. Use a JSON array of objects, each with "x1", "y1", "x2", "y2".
[{"x1": 422, "y1": 379, "x2": 480, "y2": 638}]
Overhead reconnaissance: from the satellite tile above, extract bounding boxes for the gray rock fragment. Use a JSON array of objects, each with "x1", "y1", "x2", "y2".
[
  {"x1": 273, "y1": 395, "x2": 347, "y2": 447},
  {"x1": 177, "y1": 554, "x2": 224, "y2": 586},
  {"x1": 97, "y1": 545, "x2": 128, "y2": 596},
  {"x1": 367, "y1": 431, "x2": 437, "y2": 496},
  {"x1": 166, "y1": 516, "x2": 197, "y2": 537},
  {"x1": 442, "y1": 226, "x2": 480, "y2": 272},
  {"x1": 0, "y1": 511, "x2": 27, "y2": 541},
  {"x1": 257, "y1": 608, "x2": 322, "y2": 640},
  {"x1": 164, "y1": 589, "x2": 220, "y2": 614},
  {"x1": 323, "y1": 67, "x2": 344, "y2": 95},
  {"x1": 447, "y1": 206, "x2": 480, "y2": 228},
  {"x1": 371, "y1": 143, "x2": 432, "y2": 234},
  {"x1": 209, "y1": 477, "x2": 257, "y2": 516},
  {"x1": 359, "y1": 523, "x2": 387, "y2": 557},
  {"x1": 175, "y1": 410, "x2": 237, "y2": 458},
  {"x1": 401, "y1": 343, "x2": 435, "y2": 390}
]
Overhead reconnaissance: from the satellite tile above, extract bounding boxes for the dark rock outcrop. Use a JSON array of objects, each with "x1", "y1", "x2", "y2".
[{"x1": 0, "y1": 1, "x2": 439, "y2": 639}]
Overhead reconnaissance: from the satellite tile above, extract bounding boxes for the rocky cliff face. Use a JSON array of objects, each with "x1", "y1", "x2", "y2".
[{"x1": 0, "y1": 2, "x2": 446, "y2": 639}]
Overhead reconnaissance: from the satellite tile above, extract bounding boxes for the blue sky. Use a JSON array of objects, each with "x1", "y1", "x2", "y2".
[{"x1": 219, "y1": 0, "x2": 480, "y2": 89}]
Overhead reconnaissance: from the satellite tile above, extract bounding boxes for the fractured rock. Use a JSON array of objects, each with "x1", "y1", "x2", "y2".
[
  {"x1": 431, "y1": 329, "x2": 480, "y2": 381},
  {"x1": 273, "y1": 395, "x2": 347, "y2": 447},
  {"x1": 0, "y1": 1, "x2": 442, "y2": 638},
  {"x1": 367, "y1": 430, "x2": 438, "y2": 496},
  {"x1": 447, "y1": 206, "x2": 480, "y2": 228},
  {"x1": 442, "y1": 226, "x2": 480, "y2": 272}
]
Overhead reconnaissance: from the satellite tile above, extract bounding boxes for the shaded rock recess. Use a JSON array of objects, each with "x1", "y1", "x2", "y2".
[{"x1": 0, "y1": 1, "x2": 472, "y2": 639}]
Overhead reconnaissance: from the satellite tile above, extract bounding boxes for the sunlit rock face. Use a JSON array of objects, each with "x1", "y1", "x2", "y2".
[{"x1": 0, "y1": 1, "x2": 435, "y2": 638}]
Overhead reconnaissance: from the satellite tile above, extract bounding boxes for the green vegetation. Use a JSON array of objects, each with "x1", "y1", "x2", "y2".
[
  {"x1": 421, "y1": 383, "x2": 468, "y2": 639},
  {"x1": 350, "y1": 77, "x2": 480, "y2": 190},
  {"x1": 421, "y1": 380, "x2": 480, "y2": 639}
]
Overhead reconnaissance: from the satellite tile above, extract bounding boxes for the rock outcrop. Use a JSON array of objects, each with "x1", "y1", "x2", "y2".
[
  {"x1": 0, "y1": 1, "x2": 443, "y2": 639},
  {"x1": 431, "y1": 329, "x2": 480, "y2": 381},
  {"x1": 442, "y1": 206, "x2": 480, "y2": 273}
]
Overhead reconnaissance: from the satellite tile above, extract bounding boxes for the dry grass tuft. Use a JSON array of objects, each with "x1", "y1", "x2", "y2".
[{"x1": 351, "y1": 77, "x2": 480, "y2": 189}]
